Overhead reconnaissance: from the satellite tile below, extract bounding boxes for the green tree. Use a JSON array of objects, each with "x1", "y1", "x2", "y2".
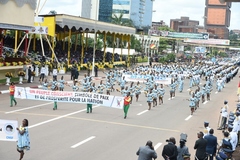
[
  {"x1": 98, "y1": 34, "x2": 113, "y2": 48},
  {"x1": 130, "y1": 35, "x2": 141, "y2": 52},
  {"x1": 158, "y1": 26, "x2": 174, "y2": 32},
  {"x1": 49, "y1": 10, "x2": 57, "y2": 15},
  {"x1": 159, "y1": 38, "x2": 168, "y2": 53},
  {"x1": 111, "y1": 13, "x2": 134, "y2": 27},
  {"x1": 165, "y1": 53, "x2": 176, "y2": 62},
  {"x1": 218, "y1": 51, "x2": 228, "y2": 57}
]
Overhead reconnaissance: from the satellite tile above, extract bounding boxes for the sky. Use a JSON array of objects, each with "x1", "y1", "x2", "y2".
[{"x1": 38, "y1": 0, "x2": 240, "y2": 30}]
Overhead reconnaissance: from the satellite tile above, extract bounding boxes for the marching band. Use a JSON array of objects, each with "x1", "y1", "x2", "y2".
[{"x1": 38, "y1": 62, "x2": 239, "y2": 114}]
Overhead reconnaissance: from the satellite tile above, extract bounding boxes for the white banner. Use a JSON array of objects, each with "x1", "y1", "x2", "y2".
[
  {"x1": 184, "y1": 38, "x2": 230, "y2": 45},
  {"x1": 0, "y1": 119, "x2": 18, "y2": 142},
  {"x1": 29, "y1": 26, "x2": 48, "y2": 34},
  {"x1": 14, "y1": 87, "x2": 124, "y2": 108},
  {"x1": 110, "y1": 96, "x2": 124, "y2": 109},
  {"x1": 123, "y1": 75, "x2": 171, "y2": 84}
]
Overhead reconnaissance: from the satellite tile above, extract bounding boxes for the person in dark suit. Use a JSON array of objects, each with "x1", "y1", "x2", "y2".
[
  {"x1": 27, "y1": 66, "x2": 32, "y2": 83},
  {"x1": 94, "y1": 65, "x2": 98, "y2": 77},
  {"x1": 162, "y1": 137, "x2": 178, "y2": 160},
  {"x1": 136, "y1": 140, "x2": 157, "y2": 160},
  {"x1": 204, "y1": 129, "x2": 217, "y2": 160},
  {"x1": 194, "y1": 131, "x2": 208, "y2": 160}
]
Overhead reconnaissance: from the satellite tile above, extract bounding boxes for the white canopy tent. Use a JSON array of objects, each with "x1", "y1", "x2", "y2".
[{"x1": 102, "y1": 48, "x2": 138, "y2": 56}]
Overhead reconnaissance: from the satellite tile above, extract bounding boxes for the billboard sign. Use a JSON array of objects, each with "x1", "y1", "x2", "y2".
[
  {"x1": 163, "y1": 32, "x2": 209, "y2": 39},
  {"x1": 184, "y1": 38, "x2": 230, "y2": 45}
]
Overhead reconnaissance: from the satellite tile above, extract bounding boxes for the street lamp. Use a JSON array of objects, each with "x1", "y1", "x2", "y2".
[
  {"x1": 202, "y1": 16, "x2": 207, "y2": 33},
  {"x1": 91, "y1": 0, "x2": 99, "y2": 76}
]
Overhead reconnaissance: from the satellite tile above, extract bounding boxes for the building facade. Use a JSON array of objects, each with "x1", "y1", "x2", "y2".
[
  {"x1": 81, "y1": 0, "x2": 99, "y2": 20},
  {"x1": 130, "y1": 0, "x2": 153, "y2": 27},
  {"x1": 170, "y1": 17, "x2": 199, "y2": 33},
  {"x1": 81, "y1": 0, "x2": 91, "y2": 19},
  {"x1": 98, "y1": 0, "x2": 153, "y2": 27},
  {"x1": 205, "y1": 0, "x2": 231, "y2": 39},
  {"x1": 98, "y1": 0, "x2": 113, "y2": 22}
]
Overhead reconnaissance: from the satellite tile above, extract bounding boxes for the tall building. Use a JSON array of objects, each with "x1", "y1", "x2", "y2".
[
  {"x1": 170, "y1": 17, "x2": 199, "y2": 33},
  {"x1": 81, "y1": 0, "x2": 99, "y2": 20},
  {"x1": 98, "y1": 0, "x2": 113, "y2": 22},
  {"x1": 130, "y1": 0, "x2": 153, "y2": 27},
  {"x1": 98, "y1": 0, "x2": 153, "y2": 27},
  {"x1": 205, "y1": 0, "x2": 231, "y2": 39},
  {"x1": 81, "y1": 0, "x2": 91, "y2": 19}
]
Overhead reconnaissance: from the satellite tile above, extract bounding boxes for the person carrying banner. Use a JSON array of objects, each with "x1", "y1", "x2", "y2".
[
  {"x1": 123, "y1": 92, "x2": 131, "y2": 119},
  {"x1": 17, "y1": 119, "x2": 30, "y2": 160},
  {"x1": 86, "y1": 88, "x2": 93, "y2": 113},
  {"x1": 9, "y1": 82, "x2": 17, "y2": 107},
  {"x1": 52, "y1": 78, "x2": 58, "y2": 110}
]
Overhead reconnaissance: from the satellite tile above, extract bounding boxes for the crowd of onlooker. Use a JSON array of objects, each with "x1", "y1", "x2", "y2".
[{"x1": 2, "y1": 36, "x2": 127, "y2": 64}]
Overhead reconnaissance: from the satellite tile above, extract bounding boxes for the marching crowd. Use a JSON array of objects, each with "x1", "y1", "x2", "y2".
[
  {"x1": 38, "y1": 62, "x2": 238, "y2": 115},
  {"x1": 10, "y1": 59, "x2": 240, "y2": 160}
]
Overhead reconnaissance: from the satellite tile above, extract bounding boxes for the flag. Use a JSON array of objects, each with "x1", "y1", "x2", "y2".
[{"x1": 150, "y1": 44, "x2": 155, "y2": 49}]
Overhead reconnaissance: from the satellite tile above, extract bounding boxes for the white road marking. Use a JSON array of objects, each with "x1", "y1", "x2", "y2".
[
  {"x1": 137, "y1": 110, "x2": 149, "y2": 115},
  {"x1": 0, "y1": 90, "x2": 10, "y2": 94},
  {"x1": 29, "y1": 105, "x2": 100, "y2": 129},
  {"x1": 139, "y1": 104, "x2": 142, "y2": 106},
  {"x1": 5, "y1": 102, "x2": 53, "y2": 114},
  {"x1": 203, "y1": 101, "x2": 208, "y2": 104},
  {"x1": 71, "y1": 136, "x2": 96, "y2": 148},
  {"x1": 154, "y1": 143, "x2": 162, "y2": 150},
  {"x1": 185, "y1": 115, "x2": 192, "y2": 121}
]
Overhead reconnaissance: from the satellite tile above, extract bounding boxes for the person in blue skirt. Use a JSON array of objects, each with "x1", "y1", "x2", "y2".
[
  {"x1": 59, "y1": 76, "x2": 66, "y2": 91},
  {"x1": 152, "y1": 85, "x2": 158, "y2": 107},
  {"x1": 158, "y1": 84, "x2": 165, "y2": 105},
  {"x1": 135, "y1": 81, "x2": 142, "y2": 102},
  {"x1": 17, "y1": 119, "x2": 30, "y2": 160},
  {"x1": 147, "y1": 89, "x2": 154, "y2": 110},
  {"x1": 97, "y1": 80, "x2": 105, "y2": 94},
  {"x1": 72, "y1": 80, "x2": 79, "y2": 92},
  {"x1": 187, "y1": 93, "x2": 196, "y2": 115},
  {"x1": 178, "y1": 77, "x2": 184, "y2": 93}
]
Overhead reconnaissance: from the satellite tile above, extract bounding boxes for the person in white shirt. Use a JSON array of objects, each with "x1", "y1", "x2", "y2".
[
  {"x1": 39, "y1": 66, "x2": 46, "y2": 82},
  {"x1": 218, "y1": 101, "x2": 228, "y2": 130},
  {"x1": 228, "y1": 125, "x2": 238, "y2": 151},
  {"x1": 203, "y1": 121, "x2": 211, "y2": 138}
]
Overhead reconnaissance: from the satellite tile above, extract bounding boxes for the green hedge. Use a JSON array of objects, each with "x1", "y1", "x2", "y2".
[{"x1": 137, "y1": 57, "x2": 148, "y2": 63}]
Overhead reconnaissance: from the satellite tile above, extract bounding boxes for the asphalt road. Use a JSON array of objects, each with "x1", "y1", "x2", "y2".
[{"x1": 0, "y1": 71, "x2": 239, "y2": 160}]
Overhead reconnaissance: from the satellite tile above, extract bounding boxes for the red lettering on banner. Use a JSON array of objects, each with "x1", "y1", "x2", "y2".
[{"x1": 29, "y1": 89, "x2": 35, "y2": 94}]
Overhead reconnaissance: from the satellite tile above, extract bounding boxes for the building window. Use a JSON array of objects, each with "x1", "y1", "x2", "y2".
[
  {"x1": 112, "y1": 9, "x2": 129, "y2": 14},
  {"x1": 113, "y1": 0, "x2": 130, "y2": 5}
]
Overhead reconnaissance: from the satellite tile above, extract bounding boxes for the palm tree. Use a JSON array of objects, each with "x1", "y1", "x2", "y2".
[
  {"x1": 49, "y1": 10, "x2": 57, "y2": 15},
  {"x1": 111, "y1": 13, "x2": 134, "y2": 27}
]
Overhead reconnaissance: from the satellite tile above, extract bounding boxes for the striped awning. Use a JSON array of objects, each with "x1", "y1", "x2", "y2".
[{"x1": 54, "y1": 14, "x2": 136, "y2": 34}]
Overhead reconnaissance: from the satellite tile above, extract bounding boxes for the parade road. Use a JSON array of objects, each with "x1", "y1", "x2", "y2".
[{"x1": 0, "y1": 72, "x2": 239, "y2": 160}]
